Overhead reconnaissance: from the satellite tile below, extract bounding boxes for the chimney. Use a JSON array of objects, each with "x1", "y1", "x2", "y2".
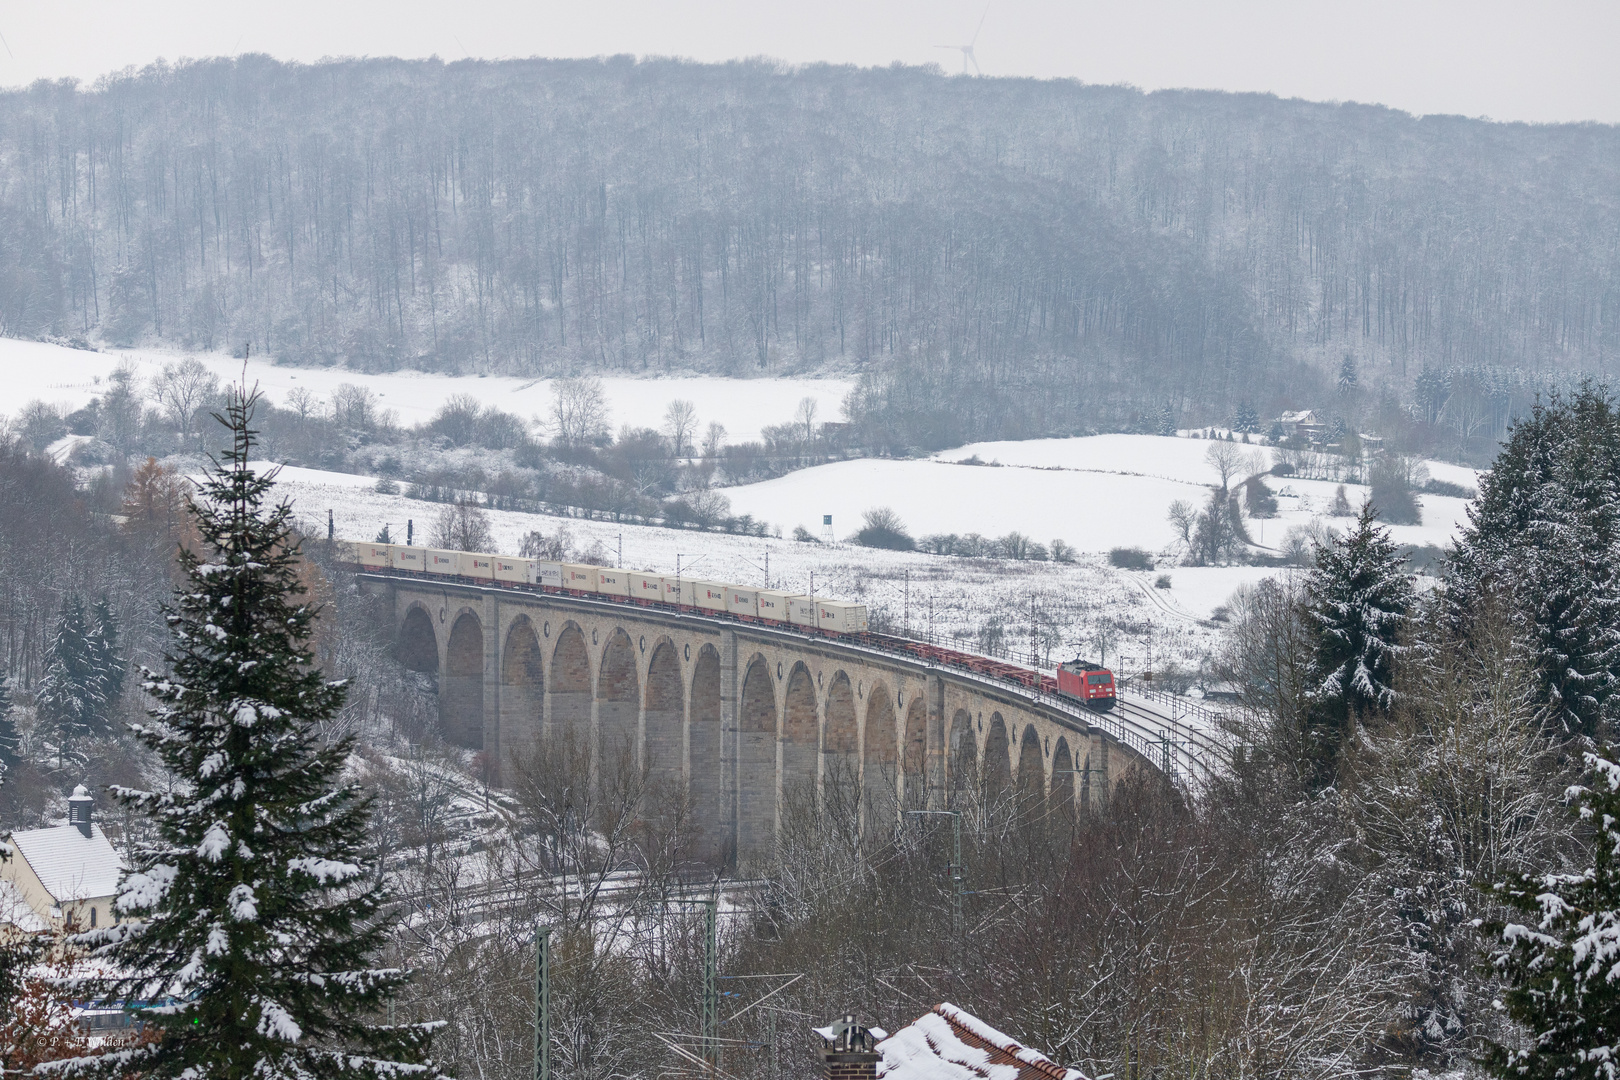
[
  {"x1": 68, "y1": 785, "x2": 94, "y2": 839},
  {"x1": 817, "y1": 1014, "x2": 883, "y2": 1080}
]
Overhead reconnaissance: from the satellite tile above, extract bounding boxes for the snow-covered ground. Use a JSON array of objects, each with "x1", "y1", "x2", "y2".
[
  {"x1": 719, "y1": 457, "x2": 1200, "y2": 552},
  {"x1": 0, "y1": 338, "x2": 853, "y2": 444},
  {"x1": 722, "y1": 433, "x2": 1477, "y2": 557},
  {"x1": 6, "y1": 336, "x2": 1483, "y2": 674},
  {"x1": 260, "y1": 461, "x2": 1241, "y2": 674},
  {"x1": 249, "y1": 435, "x2": 1475, "y2": 676}
]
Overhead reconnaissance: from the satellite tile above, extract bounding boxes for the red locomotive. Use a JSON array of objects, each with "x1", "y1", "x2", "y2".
[{"x1": 1056, "y1": 659, "x2": 1117, "y2": 710}]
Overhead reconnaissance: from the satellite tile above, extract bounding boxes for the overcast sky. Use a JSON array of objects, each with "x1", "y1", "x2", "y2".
[{"x1": 3, "y1": 0, "x2": 1616, "y2": 124}]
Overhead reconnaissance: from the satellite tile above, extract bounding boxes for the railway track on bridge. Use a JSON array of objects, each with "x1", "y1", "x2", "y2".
[{"x1": 354, "y1": 568, "x2": 1232, "y2": 786}]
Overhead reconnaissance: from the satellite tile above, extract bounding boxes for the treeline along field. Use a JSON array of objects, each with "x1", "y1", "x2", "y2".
[{"x1": 1, "y1": 57, "x2": 1617, "y2": 446}]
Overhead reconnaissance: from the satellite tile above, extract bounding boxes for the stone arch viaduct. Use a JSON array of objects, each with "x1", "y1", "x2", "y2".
[{"x1": 365, "y1": 573, "x2": 1177, "y2": 866}]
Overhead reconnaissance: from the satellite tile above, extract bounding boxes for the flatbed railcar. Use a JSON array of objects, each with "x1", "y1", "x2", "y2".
[{"x1": 339, "y1": 541, "x2": 1112, "y2": 704}]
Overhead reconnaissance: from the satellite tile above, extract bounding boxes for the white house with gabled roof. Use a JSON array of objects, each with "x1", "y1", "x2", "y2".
[{"x1": 0, "y1": 786, "x2": 124, "y2": 935}]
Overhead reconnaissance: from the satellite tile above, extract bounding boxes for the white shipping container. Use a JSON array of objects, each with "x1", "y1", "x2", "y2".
[
  {"x1": 694, "y1": 582, "x2": 729, "y2": 612},
  {"x1": 662, "y1": 577, "x2": 687, "y2": 605},
  {"x1": 816, "y1": 600, "x2": 868, "y2": 634},
  {"x1": 424, "y1": 549, "x2": 460, "y2": 575},
  {"x1": 560, "y1": 564, "x2": 598, "y2": 591},
  {"x1": 755, "y1": 590, "x2": 792, "y2": 622},
  {"x1": 533, "y1": 562, "x2": 565, "y2": 589},
  {"x1": 391, "y1": 546, "x2": 424, "y2": 572},
  {"x1": 493, "y1": 556, "x2": 531, "y2": 583},
  {"x1": 595, "y1": 568, "x2": 630, "y2": 597},
  {"x1": 726, "y1": 587, "x2": 758, "y2": 617},
  {"x1": 355, "y1": 543, "x2": 392, "y2": 569},
  {"x1": 788, "y1": 596, "x2": 818, "y2": 627},
  {"x1": 628, "y1": 573, "x2": 665, "y2": 602},
  {"x1": 463, "y1": 553, "x2": 496, "y2": 580}
]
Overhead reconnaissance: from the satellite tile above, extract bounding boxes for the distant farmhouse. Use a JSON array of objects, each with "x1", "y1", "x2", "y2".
[
  {"x1": 0, "y1": 786, "x2": 123, "y2": 936},
  {"x1": 1274, "y1": 410, "x2": 1327, "y2": 443}
]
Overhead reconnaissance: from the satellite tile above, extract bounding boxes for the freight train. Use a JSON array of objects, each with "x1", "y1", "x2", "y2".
[
  {"x1": 342, "y1": 541, "x2": 1116, "y2": 708},
  {"x1": 345, "y1": 541, "x2": 869, "y2": 632}
]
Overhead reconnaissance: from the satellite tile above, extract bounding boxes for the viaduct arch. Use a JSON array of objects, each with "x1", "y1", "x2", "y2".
[{"x1": 370, "y1": 574, "x2": 1150, "y2": 869}]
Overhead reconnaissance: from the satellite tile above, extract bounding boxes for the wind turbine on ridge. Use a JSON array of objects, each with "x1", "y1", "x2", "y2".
[{"x1": 935, "y1": 1, "x2": 991, "y2": 75}]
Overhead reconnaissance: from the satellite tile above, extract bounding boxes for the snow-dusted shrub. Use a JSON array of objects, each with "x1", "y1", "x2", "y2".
[
  {"x1": 855, "y1": 507, "x2": 914, "y2": 551},
  {"x1": 1108, "y1": 547, "x2": 1154, "y2": 570}
]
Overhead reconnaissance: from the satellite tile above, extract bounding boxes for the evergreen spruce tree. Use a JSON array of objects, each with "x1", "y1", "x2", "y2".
[
  {"x1": 1305, "y1": 500, "x2": 1415, "y2": 782},
  {"x1": 1482, "y1": 750, "x2": 1620, "y2": 1079},
  {"x1": 63, "y1": 388, "x2": 440, "y2": 1080},
  {"x1": 34, "y1": 595, "x2": 106, "y2": 763},
  {"x1": 1233, "y1": 400, "x2": 1259, "y2": 434},
  {"x1": 1448, "y1": 386, "x2": 1620, "y2": 740},
  {"x1": 1514, "y1": 478, "x2": 1620, "y2": 741},
  {"x1": 1157, "y1": 402, "x2": 1176, "y2": 437},
  {"x1": 0, "y1": 670, "x2": 17, "y2": 769},
  {"x1": 1448, "y1": 386, "x2": 1620, "y2": 616},
  {"x1": 88, "y1": 596, "x2": 125, "y2": 712}
]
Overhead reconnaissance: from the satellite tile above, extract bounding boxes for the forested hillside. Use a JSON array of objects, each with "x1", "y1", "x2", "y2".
[{"x1": 1, "y1": 56, "x2": 1616, "y2": 443}]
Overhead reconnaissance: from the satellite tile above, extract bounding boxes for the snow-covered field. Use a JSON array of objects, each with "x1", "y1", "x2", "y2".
[
  {"x1": 6, "y1": 336, "x2": 1485, "y2": 676},
  {"x1": 255, "y1": 450, "x2": 1477, "y2": 678},
  {"x1": 0, "y1": 338, "x2": 853, "y2": 444},
  {"x1": 723, "y1": 433, "x2": 1478, "y2": 558},
  {"x1": 261, "y1": 461, "x2": 1240, "y2": 674},
  {"x1": 719, "y1": 457, "x2": 1200, "y2": 552}
]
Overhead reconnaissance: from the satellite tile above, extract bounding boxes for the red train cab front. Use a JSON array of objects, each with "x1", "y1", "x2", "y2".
[{"x1": 1056, "y1": 659, "x2": 1117, "y2": 710}]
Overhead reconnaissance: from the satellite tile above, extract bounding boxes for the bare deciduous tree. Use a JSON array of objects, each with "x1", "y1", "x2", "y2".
[
  {"x1": 552, "y1": 377, "x2": 609, "y2": 449},
  {"x1": 1205, "y1": 440, "x2": 1245, "y2": 490},
  {"x1": 153, "y1": 359, "x2": 219, "y2": 447},
  {"x1": 430, "y1": 499, "x2": 494, "y2": 552},
  {"x1": 661, "y1": 399, "x2": 697, "y2": 458},
  {"x1": 518, "y1": 525, "x2": 574, "y2": 561},
  {"x1": 1219, "y1": 575, "x2": 1316, "y2": 756},
  {"x1": 1167, "y1": 499, "x2": 1197, "y2": 548},
  {"x1": 331, "y1": 383, "x2": 379, "y2": 433},
  {"x1": 794, "y1": 396, "x2": 819, "y2": 443},
  {"x1": 1340, "y1": 594, "x2": 1567, "y2": 1057},
  {"x1": 283, "y1": 386, "x2": 320, "y2": 423},
  {"x1": 681, "y1": 489, "x2": 730, "y2": 529},
  {"x1": 701, "y1": 421, "x2": 726, "y2": 459}
]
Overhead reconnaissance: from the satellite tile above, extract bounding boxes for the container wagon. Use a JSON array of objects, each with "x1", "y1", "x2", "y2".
[{"x1": 342, "y1": 542, "x2": 1121, "y2": 707}]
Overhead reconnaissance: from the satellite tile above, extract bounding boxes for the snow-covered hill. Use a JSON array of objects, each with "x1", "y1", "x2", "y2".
[{"x1": 722, "y1": 433, "x2": 1477, "y2": 558}]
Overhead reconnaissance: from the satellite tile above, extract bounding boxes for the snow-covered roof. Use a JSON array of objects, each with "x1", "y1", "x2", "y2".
[
  {"x1": 0, "y1": 878, "x2": 48, "y2": 933},
  {"x1": 877, "y1": 1003, "x2": 1089, "y2": 1080},
  {"x1": 8, "y1": 824, "x2": 123, "y2": 903}
]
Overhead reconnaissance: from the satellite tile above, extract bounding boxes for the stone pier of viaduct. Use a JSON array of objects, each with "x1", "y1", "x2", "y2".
[{"x1": 366, "y1": 573, "x2": 1153, "y2": 865}]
